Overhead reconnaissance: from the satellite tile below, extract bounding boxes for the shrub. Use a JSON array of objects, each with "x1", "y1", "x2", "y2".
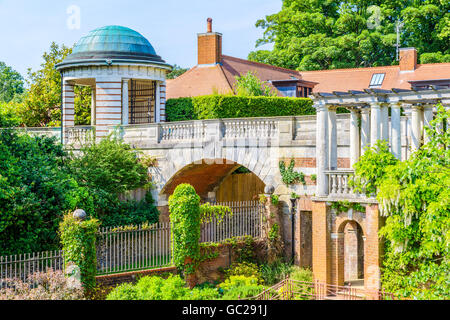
[
  {"x1": 59, "y1": 214, "x2": 100, "y2": 292},
  {"x1": 219, "y1": 275, "x2": 264, "y2": 300},
  {"x1": 166, "y1": 97, "x2": 195, "y2": 122},
  {"x1": 187, "y1": 287, "x2": 221, "y2": 300},
  {"x1": 105, "y1": 283, "x2": 138, "y2": 300},
  {"x1": 166, "y1": 95, "x2": 315, "y2": 121},
  {"x1": 225, "y1": 262, "x2": 261, "y2": 281},
  {"x1": 259, "y1": 260, "x2": 292, "y2": 285},
  {"x1": 168, "y1": 184, "x2": 202, "y2": 274},
  {"x1": 289, "y1": 267, "x2": 313, "y2": 282},
  {"x1": 0, "y1": 269, "x2": 84, "y2": 300}
]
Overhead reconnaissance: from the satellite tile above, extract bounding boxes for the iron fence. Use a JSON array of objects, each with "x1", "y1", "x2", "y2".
[{"x1": 0, "y1": 250, "x2": 64, "y2": 286}]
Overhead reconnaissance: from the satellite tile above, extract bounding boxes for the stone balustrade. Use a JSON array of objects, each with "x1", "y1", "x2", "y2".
[
  {"x1": 222, "y1": 118, "x2": 278, "y2": 139},
  {"x1": 325, "y1": 170, "x2": 355, "y2": 197}
]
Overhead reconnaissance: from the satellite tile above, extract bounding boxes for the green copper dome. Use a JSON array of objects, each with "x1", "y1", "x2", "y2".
[{"x1": 57, "y1": 25, "x2": 169, "y2": 69}]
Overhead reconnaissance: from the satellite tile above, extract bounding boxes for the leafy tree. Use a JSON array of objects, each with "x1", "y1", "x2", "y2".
[
  {"x1": 67, "y1": 134, "x2": 158, "y2": 226},
  {"x1": 167, "y1": 64, "x2": 188, "y2": 79},
  {"x1": 0, "y1": 112, "x2": 92, "y2": 255},
  {"x1": 234, "y1": 72, "x2": 276, "y2": 96},
  {"x1": 22, "y1": 42, "x2": 91, "y2": 127},
  {"x1": 0, "y1": 61, "x2": 24, "y2": 102},
  {"x1": 352, "y1": 106, "x2": 449, "y2": 299},
  {"x1": 250, "y1": 0, "x2": 450, "y2": 70}
]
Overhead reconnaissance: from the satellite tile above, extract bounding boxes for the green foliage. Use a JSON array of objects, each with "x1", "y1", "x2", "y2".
[
  {"x1": 67, "y1": 134, "x2": 157, "y2": 225},
  {"x1": 289, "y1": 266, "x2": 313, "y2": 283},
  {"x1": 19, "y1": 42, "x2": 91, "y2": 127},
  {"x1": 169, "y1": 184, "x2": 202, "y2": 274},
  {"x1": 106, "y1": 274, "x2": 220, "y2": 300},
  {"x1": 219, "y1": 275, "x2": 264, "y2": 300},
  {"x1": 250, "y1": 0, "x2": 450, "y2": 71},
  {"x1": 224, "y1": 235, "x2": 256, "y2": 263},
  {"x1": 166, "y1": 97, "x2": 196, "y2": 122},
  {"x1": 270, "y1": 195, "x2": 279, "y2": 205},
  {"x1": 224, "y1": 262, "x2": 262, "y2": 281},
  {"x1": 0, "y1": 61, "x2": 24, "y2": 102},
  {"x1": 200, "y1": 202, "x2": 233, "y2": 223},
  {"x1": 166, "y1": 94, "x2": 314, "y2": 121},
  {"x1": 310, "y1": 174, "x2": 317, "y2": 182},
  {"x1": 330, "y1": 201, "x2": 365, "y2": 214},
  {"x1": 234, "y1": 71, "x2": 276, "y2": 97},
  {"x1": 59, "y1": 214, "x2": 100, "y2": 291},
  {"x1": 0, "y1": 120, "x2": 91, "y2": 255},
  {"x1": 352, "y1": 106, "x2": 450, "y2": 299},
  {"x1": 259, "y1": 260, "x2": 293, "y2": 285},
  {"x1": 279, "y1": 159, "x2": 306, "y2": 185},
  {"x1": 268, "y1": 223, "x2": 280, "y2": 242},
  {"x1": 167, "y1": 64, "x2": 188, "y2": 79},
  {"x1": 351, "y1": 140, "x2": 398, "y2": 196}
]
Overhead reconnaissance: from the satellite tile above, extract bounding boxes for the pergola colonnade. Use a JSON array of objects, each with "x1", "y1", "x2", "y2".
[{"x1": 311, "y1": 87, "x2": 450, "y2": 198}]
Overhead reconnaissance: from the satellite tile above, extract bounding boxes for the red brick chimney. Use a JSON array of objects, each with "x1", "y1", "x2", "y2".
[
  {"x1": 399, "y1": 48, "x2": 417, "y2": 72},
  {"x1": 198, "y1": 18, "x2": 222, "y2": 65}
]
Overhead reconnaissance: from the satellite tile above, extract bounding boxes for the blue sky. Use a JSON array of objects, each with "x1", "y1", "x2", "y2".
[{"x1": 0, "y1": 0, "x2": 280, "y2": 78}]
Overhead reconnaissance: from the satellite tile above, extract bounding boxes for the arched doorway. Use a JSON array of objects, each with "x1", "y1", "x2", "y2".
[{"x1": 343, "y1": 221, "x2": 364, "y2": 287}]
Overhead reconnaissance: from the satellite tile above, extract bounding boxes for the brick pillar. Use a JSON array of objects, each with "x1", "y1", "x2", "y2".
[
  {"x1": 344, "y1": 222, "x2": 359, "y2": 281},
  {"x1": 365, "y1": 204, "x2": 382, "y2": 299},
  {"x1": 312, "y1": 201, "x2": 330, "y2": 284},
  {"x1": 332, "y1": 232, "x2": 344, "y2": 286}
]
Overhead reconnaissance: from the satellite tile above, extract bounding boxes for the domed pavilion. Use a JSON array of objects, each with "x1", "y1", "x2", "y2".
[{"x1": 56, "y1": 25, "x2": 172, "y2": 142}]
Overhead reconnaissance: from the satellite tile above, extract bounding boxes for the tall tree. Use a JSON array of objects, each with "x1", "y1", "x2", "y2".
[
  {"x1": 167, "y1": 64, "x2": 188, "y2": 79},
  {"x1": 0, "y1": 61, "x2": 24, "y2": 102},
  {"x1": 250, "y1": 0, "x2": 450, "y2": 71},
  {"x1": 22, "y1": 42, "x2": 91, "y2": 127}
]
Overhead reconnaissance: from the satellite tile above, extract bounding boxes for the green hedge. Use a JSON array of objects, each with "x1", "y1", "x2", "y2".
[{"x1": 166, "y1": 95, "x2": 316, "y2": 121}]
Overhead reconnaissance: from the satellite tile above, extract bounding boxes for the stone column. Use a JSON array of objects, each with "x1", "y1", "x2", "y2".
[
  {"x1": 350, "y1": 108, "x2": 361, "y2": 167},
  {"x1": 370, "y1": 102, "x2": 381, "y2": 147},
  {"x1": 381, "y1": 104, "x2": 389, "y2": 143},
  {"x1": 410, "y1": 105, "x2": 422, "y2": 152},
  {"x1": 328, "y1": 106, "x2": 337, "y2": 170},
  {"x1": 360, "y1": 107, "x2": 370, "y2": 155},
  {"x1": 122, "y1": 78, "x2": 129, "y2": 125},
  {"x1": 423, "y1": 105, "x2": 434, "y2": 144},
  {"x1": 62, "y1": 80, "x2": 75, "y2": 144},
  {"x1": 391, "y1": 103, "x2": 402, "y2": 160},
  {"x1": 316, "y1": 105, "x2": 329, "y2": 197}
]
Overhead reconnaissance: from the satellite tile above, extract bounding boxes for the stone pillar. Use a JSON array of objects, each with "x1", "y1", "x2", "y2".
[
  {"x1": 316, "y1": 105, "x2": 329, "y2": 197},
  {"x1": 90, "y1": 86, "x2": 96, "y2": 126},
  {"x1": 350, "y1": 108, "x2": 361, "y2": 167},
  {"x1": 423, "y1": 105, "x2": 434, "y2": 144},
  {"x1": 381, "y1": 104, "x2": 389, "y2": 143},
  {"x1": 328, "y1": 107, "x2": 337, "y2": 170},
  {"x1": 62, "y1": 80, "x2": 75, "y2": 144},
  {"x1": 155, "y1": 81, "x2": 161, "y2": 123},
  {"x1": 96, "y1": 79, "x2": 122, "y2": 140},
  {"x1": 159, "y1": 82, "x2": 166, "y2": 122},
  {"x1": 410, "y1": 105, "x2": 422, "y2": 152},
  {"x1": 263, "y1": 186, "x2": 283, "y2": 263},
  {"x1": 391, "y1": 103, "x2": 402, "y2": 160},
  {"x1": 364, "y1": 204, "x2": 382, "y2": 299},
  {"x1": 312, "y1": 201, "x2": 330, "y2": 284},
  {"x1": 360, "y1": 107, "x2": 370, "y2": 155},
  {"x1": 370, "y1": 102, "x2": 381, "y2": 147},
  {"x1": 122, "y1": 79, "x2": 129, "y2": 125}
]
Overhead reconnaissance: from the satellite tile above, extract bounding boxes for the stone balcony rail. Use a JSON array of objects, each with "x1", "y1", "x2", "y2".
[{"x1": 325, "y1": 170, "x2": 356, "y2": 197}]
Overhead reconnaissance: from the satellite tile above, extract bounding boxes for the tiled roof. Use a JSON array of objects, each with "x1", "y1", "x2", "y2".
[
  {"x1": 166, "y1": 54, "x2": 450, "y2": 99},
  {"x1": 301, "y1": 63, "x2": 450, "y2": 92}
]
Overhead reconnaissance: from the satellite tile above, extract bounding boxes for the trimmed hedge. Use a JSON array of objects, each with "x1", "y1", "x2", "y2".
[{"x1": 166, "y1": 95, "x2": 315, "y2": 121}]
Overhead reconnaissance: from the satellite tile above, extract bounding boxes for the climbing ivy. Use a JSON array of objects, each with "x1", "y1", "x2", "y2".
[
  {"x1": 279, "y1": 159, "x2": 306, "y2": 185},
  {"x1": 270, "y1": 195, "x2": 279, "y2": 206},
  {"x1": 330, "y1": 201, "x2": 365, "y2": 214},
  {"x1": 268, "y1": 223, "x2": 280, "y2": 242},
  {"x1": 59, "y1": 214, "x2": 100, "y2": 292},
  {"x1": 168, "y1": 184, "x2": 232, "y2": 275}
]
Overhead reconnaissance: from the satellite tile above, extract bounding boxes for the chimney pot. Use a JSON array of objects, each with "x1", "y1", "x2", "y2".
[{"x1": 207, "y1": 18, "x2": 212, "y2": 33}]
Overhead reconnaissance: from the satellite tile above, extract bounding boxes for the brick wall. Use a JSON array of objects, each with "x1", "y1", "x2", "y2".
[{"x1": 198, "y1": 33, "x2": 222, "y2": 65}]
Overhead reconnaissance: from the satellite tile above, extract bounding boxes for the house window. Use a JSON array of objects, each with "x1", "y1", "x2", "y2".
[
  {"x1": 369, "y1": 73, "x2": 385, "y2": 88},
  {"x1": 277, "y1": 86, "x2": 297, "y2": 97}
]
